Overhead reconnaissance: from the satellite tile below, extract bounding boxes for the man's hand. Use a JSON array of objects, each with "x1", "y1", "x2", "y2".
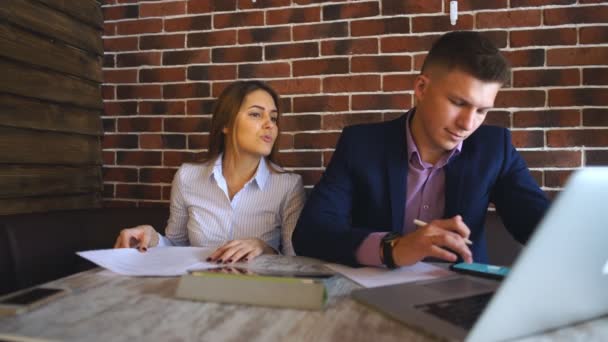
[
  {"x1": 207, "y1": 238, "x2": 276, "y2": 264},
  {"x1": 392, "y1": 215, "x2": 473, "y2": 266}
]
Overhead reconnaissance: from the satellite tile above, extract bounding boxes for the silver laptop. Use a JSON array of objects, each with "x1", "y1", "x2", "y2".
[{"x1": 352, "y1": 167, "x2": 608, "y2": 341}]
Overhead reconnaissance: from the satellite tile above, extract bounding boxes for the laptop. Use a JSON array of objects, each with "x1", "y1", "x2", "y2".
[{"x1": 352, "y1": 167, "x2": 608, "y2": 341}]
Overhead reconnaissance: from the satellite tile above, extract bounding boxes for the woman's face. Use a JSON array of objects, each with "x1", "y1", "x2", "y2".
[{"x1": 224, "y1": 89, "x2": 278, "y2": 158}]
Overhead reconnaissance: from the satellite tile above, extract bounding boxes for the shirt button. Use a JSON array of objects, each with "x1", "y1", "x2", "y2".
[{"x1": 423, "y1": 205, "x2": 429, "y2": 210}]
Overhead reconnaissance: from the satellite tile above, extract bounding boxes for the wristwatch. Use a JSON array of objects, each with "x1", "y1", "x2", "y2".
[{"x1": 381, "y1": 232, "x2": 401, "y2": 269}]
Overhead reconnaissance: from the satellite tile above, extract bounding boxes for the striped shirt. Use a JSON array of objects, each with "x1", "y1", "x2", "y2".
[{"x1": 157, "y1": 155, "x2": 305, "y2": 255}]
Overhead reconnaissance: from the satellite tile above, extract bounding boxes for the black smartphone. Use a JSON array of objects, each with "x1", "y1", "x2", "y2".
[
  {"x1": 0, "y1": 287, "x2": 69, "y2": 316},
  {"x1": 189, "y1": 266, "x2": 335, "y2": 279},
  {"x1": 450, "y1": 262, "x2": 510, "y2": 280}
]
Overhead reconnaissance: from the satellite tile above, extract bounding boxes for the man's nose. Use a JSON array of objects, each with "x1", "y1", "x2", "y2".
[{"x1": 456, "y1": 108, "x2": 476, "y2": 131}]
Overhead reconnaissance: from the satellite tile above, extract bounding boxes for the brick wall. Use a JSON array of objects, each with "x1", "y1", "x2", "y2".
[{"x1": 101, "y1": 0, "x2": 608, "y2": 207}]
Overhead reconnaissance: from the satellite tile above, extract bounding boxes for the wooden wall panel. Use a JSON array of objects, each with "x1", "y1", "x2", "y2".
[
  {"x1": 0, "y1": 194, "x2": 101, "y2": 216},
  {"x1": 34, "y1": 0, "x2": 104, "y2": 30},
  {"x1": 0, "y1": 166, "x2": 102, "y2": 199}
]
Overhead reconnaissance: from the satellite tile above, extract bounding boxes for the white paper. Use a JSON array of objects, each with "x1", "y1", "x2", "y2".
[
  {"x1": 326, "y1": 262, "x2": 453, "y2": 288},
  {"x1": 77, "y1": 247, "x2": 218, "y2": 277}
]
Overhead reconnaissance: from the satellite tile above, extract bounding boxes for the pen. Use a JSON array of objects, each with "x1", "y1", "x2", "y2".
[{"x1": 413, "y1": 219, "x2": 473, "y2": 245}]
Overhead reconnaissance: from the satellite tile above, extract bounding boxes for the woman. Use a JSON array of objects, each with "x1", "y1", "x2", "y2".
[{"x1": 114, "y1": 81, "x2": 305, "y2": 263}]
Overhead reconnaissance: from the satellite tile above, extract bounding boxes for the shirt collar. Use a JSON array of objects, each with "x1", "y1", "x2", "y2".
[
  {"x1": 209, "y1": 153, "x2": 270, "y2": 190},
  {"x1": 405, "y1": 109, "x2": 462, "y2": 169}
]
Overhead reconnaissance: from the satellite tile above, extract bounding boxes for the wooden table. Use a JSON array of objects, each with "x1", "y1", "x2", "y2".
[{"x1": 1, "y1": 255, "x2": 607, "y2": 341}]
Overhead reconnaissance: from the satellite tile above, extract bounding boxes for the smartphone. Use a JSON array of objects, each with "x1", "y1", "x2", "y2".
[
  {"x1": 0, "y1": 286, "x2": 69, "y2": 316},
  {"x1": 450, "y1": 262, "x2": 510, "y2": 280},
  {"x1": 189, "y1": 266, "x2": 335, "y2": 279}
]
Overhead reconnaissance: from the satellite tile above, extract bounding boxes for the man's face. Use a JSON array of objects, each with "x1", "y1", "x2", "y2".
[{"x1": 412, "y1": 68, "x2": 502, "y2": 159}]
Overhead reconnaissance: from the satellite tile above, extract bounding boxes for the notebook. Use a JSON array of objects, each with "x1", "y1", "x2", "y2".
[{"x1": 352, "y1": 167, "x2": 608, "y2": 341}]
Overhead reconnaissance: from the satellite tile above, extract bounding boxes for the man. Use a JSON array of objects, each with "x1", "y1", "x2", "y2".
[{"x1": 292, "y1": 31, "x2": 549, "y2": 268}]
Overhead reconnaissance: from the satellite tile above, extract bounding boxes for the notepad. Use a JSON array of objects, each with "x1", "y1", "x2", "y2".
[{"x1": 77, "y1": 247, "x2": 218, "y2": 276}]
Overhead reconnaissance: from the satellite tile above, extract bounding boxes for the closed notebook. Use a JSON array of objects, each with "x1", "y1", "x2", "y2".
[{"x1": 175, "y1": 270, "x2": 327, "y2": 310}]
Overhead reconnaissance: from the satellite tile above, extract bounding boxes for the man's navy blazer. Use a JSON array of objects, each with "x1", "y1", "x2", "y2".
[{"x1": 293, "y1": 112, "x2": 549, "y2": 266}]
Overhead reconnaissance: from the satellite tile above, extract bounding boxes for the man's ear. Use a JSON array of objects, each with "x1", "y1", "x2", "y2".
[
  {"x1": 414, "y1": 75, "x2": 429, "y2": 101},
  {"x1": 222, "y1": 126, "x2": 229, "y2": 134}
]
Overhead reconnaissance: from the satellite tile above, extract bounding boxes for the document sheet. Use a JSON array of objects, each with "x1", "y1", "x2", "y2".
[
  {"x1": 77, "y1": 247, "x2": 218, "y2": 276},
  {"x1": 326, "y1": 262, "x2": 453, "y2": 288}
]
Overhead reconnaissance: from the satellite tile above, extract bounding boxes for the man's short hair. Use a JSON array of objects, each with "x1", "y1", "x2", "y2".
[{"x1": 421, "y1": 31, "x2": 510, "y2": 85}]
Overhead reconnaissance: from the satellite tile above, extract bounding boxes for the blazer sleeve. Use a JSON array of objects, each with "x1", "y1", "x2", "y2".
[
  {"x1": 292, "y1": 127, "x2": 376, "y2": 266},
  {"x1": 490, "y1": 129, "x2": 550, "y2": 244}
]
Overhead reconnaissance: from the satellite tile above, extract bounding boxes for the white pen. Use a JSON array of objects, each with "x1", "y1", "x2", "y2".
[{"x1": 413, "y1": 219, "x2": 473, "y2": 245}]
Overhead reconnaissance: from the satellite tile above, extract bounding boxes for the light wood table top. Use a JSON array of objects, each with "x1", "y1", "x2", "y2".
[{"x1": 1, "y1": 255, "x2": 606, "y2": 342}]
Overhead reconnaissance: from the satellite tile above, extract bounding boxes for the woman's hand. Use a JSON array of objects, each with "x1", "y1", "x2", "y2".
[
  {"x1": 113, "y1": 225, "x2": 158, "y2": 252},
  {"x1": 207, "y1": 238, "x2": 276, "y2": 263}
]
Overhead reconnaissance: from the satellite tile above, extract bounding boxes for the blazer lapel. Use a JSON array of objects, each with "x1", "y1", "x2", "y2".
[
  {"x1": 386, "y1": 114, "x2": 409, "y2": 233},
  {"x1": 444, "y1": 151, "x2": 467, "y2": 218}
]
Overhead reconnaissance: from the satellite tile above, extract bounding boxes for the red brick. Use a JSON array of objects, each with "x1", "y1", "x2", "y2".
[
  {"x1": 322, "y1": 113, "x2": 383, "y2": 130},
  {"x1": 187, "y1": 134, "x2": 209, "y2": 149},
  {"x1": 140, "y1": 34, "x2": 185, "y2": 50},
  {"x1": 265, "y1": 42, "x2": 319, "y2": 60},
  {"x1": 511, "y1": 130, "x2": 544, "y2": 148},
  {"x1": 586, "y1": 150, "x2": 608, "y2": 166},
  {"x1": 548, "y1": 47, "x2": 608, "y2": 66},
  {"x1": 277, "y1": 133, "x2": 293, "y2": 150},
  {"x1": 276, "y1": 152, "x2": 322, "y2": 167},
  {"x1": 188, "y1": 30, "x2": 237, "y2": 47},
  {"x1": 513, "y1": 68, "x2": 579, "y2": 87},
  {"x1": 214, "y1": 11, "x2": 264, "y2": 29},
  {"x1": 583, "y1": 68, "x2": 608, "y2": 85},
  {"x1": 140, "y1": 168, "x2": 178, "y2": 183},
  {"x1": 102, "y1": 85, "x2": 115, "y2": 100},
  {"x1": 102, "y1": 134, "x2": 138, "y2": 149},
  {"x1": 548, "y1": 129, "x2": 608, "y2": 147},
  {"x1": 294, "y1": 133, "x2": 341, "y2": 149},
  {"x1": 163, "y1": 83, "x2": 210, "y2": 99},
  {"x1": 293, "y1": 58, "x2": 349, "y2": 77},
  {"x1": 188, "y1": 0, "x2": 236, "y2": 13},
  {"x1": 238, "y1": 62, "x2": 291, "y2": 78},
  {"x1": 116, "y1": 184, "x2": 161, "y2": 200},
  {"x1": 549, "y1": 88, "x2": 608, "y2": 107},
  {"x1": 104, "y1": 22, "x2": 116, "y2": 36},
  {"x1": 280, "y1": 115, "x2": 321, "y2": 131},
  {"x1": 503, "y1": 49, "x2": 545, "y2": 68},
  {"x1": 212, "y1": 46, "x2": 262, "y2": 63},
  {"x1": 104, "y1": 101, "x2": 137, "y2": 116},
  {"x1": 188, "y1": 65, "x2": 236, "y2": 81},
  {"x1": 412, "y1": 14, "x2": 474, "y2": 33},
  {"x1": 102, "y1": 184, "x2": 114, "y2": 198},
  {"x1": 383, "y1": 74, "x2": 417, "y2": 91},
  {"x1": 140, "y1": 134, "x2": 186, "y2": 149},
  {"x1": 510, "y1": 28, "x2": 576, "y2": 47},
  {"x1": 103, "y1": 69, "x2": 137, "y2": 83},
  {"x1": 484, "y1": 111, "x2": 510, "y2": 128},
  {"x1": 580, "y1": 26, "x2": 608, "y2": 44},
  {"x1": 211, "y1": 81, "x2": 233, "y2": 97},
  {"x1": 103, "y1": 5, "x2": 139, "y2": 21},
  {"x1": 117, "y1": 117, "x2": 162, "y2": 132},
  {"x1": 116, "y1": 52, "x2": 161, "y2": 67},
  {"x1": 267, "y1": 79, "x2": 320, "y2": 95},
  {"x1": 102, "y1": 118, "x2": 115, "y2": 132},
  {"x1": 140, "y1": 67, "x2": 186, "y2": 83},
  {"x1": 477, "y1": 10, "x2": 541, "y2": 28},
  {"x1": 238, "y1": 0, "x2": 290, "y2": 9},
  {"x1": 266, "y1": 7, "x2": 320, "y2": 25},
  {"x1": 163, "y1": 49, "x2": 210, "y2": 65},
  {"x1": 322, "y1": 38, "x2": 378, "y2": 56},
  {"x1": 544, "y1": 169, "x2": 574, "y2": 188},
  {"x1": 511, "y1": 0, "x2": 575, "y2": 6},
  {"x1": 186, "y1": 100, "x2": 214, "y2": 115},
  {"x1": 382, "y1": 0, "x2": 442, "y2": 15},
  {"x1": 323, "y1": 151, "x2": 334, "y2": 167},
  {"x1": 351, "y1": 18, "x2": 410, "y2": 37},
  {"x1": 544, "y1": 6, "x2": 608, "y2": 25},
  {"x1": 103, "y1": 37, "x2": 138, "y2": 52},
  {"x1": 164, "y1": 117, "x2": 211, "y2": 133},
  {"x1": 295, "y1": 169, "x2": 323, "y2": 187},
  {"x1": 293, "y1": 22, "x2": 348, "y2": 41},
  {"x1": 513, "y1": 110, "x2": 580, "y2": 128},
  {"x1": 103, "y1": 167, "x2": 138, "y2": 182},
  {"x1": 583, "y1": 108, "x2": 608, "y2": 127},
  {"x1": 495, "y1": 90, "x2": 545, "y2": 108},
  {"x1": 164, "y1": 15, "x2": 211, "y2": 32},
  {"x1": 520, "y1": 151, "x2": 581, "y2": 168},
  {"x1": 103, "y1": 151, "x2": 116, "y2": 165},
  {"x1": 117, "y1": 151, "x2": 162, "y2": 166},
  {"x1": 352, "y1": 56, "x2": 411, "y2": 73},
  {"x1": 139, "y1": 1, "x2": 186, "y2": 17},
  {"x1": 162, "y1": 186, "x2": 171, "y2": 200},
  {"x1": 238, "y1": 26, "x2": 290, "y2": 44},
  {"x1": 352, "y1": 94, "x2": 412, "y2": 110},
  {"x1": 163, "y1": 151, "x2": 205, "y2": 166},
  {"x1": 413, "y1": 53, "x2": 426, "y2": 71},
  {"x1": 103, "y1": 54, "x2": 115, "y2": 68},
  {"x1": 323, "y1": 2, "x2": 379, "y2": 20},
  {"x1": 116, "y1": 19, "x2": 162, "y2": 35},
  {"x1": 139, "y1": 101, "x2": 186, "y2": 115},
  {"x1": 117, "y1": 85, "x2": 161, "y2": 99},
  {"x1": 324, "y1": 75, "x2": 380, "y2": 93},
  {"x1": 381, "y1": 35, "x2": 439, "y2": 53},
  {"x1": 444, "y1": 0, "x2": 507, "y2": 11},
  {"x1": 293, "y1": 96, "x2": 348, "y2": 113}
]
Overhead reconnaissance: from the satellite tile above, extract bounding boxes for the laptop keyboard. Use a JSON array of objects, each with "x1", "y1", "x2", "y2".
[{"x1": 415, "y1": 292, "x2": 494, "y2": 330}]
